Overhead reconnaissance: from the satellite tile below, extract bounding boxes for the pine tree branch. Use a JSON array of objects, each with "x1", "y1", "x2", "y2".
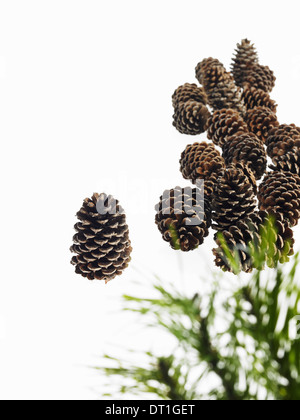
[
  {"x1": 199, "y1": 317, "x2": 241, "y2": 400},
  {"x1": 157, "y1": 358, "x2": 185, "y2": 400}
]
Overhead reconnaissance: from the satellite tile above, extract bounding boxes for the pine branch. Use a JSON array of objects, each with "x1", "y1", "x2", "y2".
[
  {"x1": 95, "y1": 225, "x2": 300, "y2": 400},
  {"x1": 198, "y1": 317, "x2": 242, "y2": 400}
]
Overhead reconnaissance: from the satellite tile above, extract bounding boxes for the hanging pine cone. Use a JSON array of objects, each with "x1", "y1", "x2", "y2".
[
  {"x1": 180, "y1": 142, "x2": 225, "y2": 195},
  {"x1": 201, "y1": 65, "x2": 245, "y2": 113},
  {"x1": 269, "y1": 123, "x2": 300, "y2": 139},
  {"x1": 173, "y1": 100, "x2": 211, "y2": 135},
  {"x1": 206, "y1": 108, "x2": 248, "y2": 147},
  {"x1": 201, "y1": 65, "x2": 230, "y2": 91},
  {"x1": 207, "y1": 82, "x2": 244, "y2": 113},
  {"x1": 244, "y1": 64, "x2": 276, "y2": 92},
  {"x1": 223, "y1": 132, "x2": 267, "y2": 180},
  {"x1": 70, "y1": 193, "x2": 132, "y2": 282},
  {"x1": 257, "y1": 212, "x2": 295, "y2": 266},
  {"x1": 211, "y1": 164, "x2": 257, "y2": 230},
  {"x1": 195, "y1": 57, "x2": 226, "y2": 85},
  {"x1": 172, "y1": 83, "x2": 208, "y2": 108},
  {"x1": 270, "y1": 149, "x2": 300, "y2": 175},
  {"x1": 231, "y1": 39, "x2": 259, "y2": 87},
  {"x1": 266, "y1": 124, "x2": 300, "y2": 159},
  {"x1": 245, "y1": 106, "x2": 279, "y2": 143},
  {"x1": 213, "y1": 210, "x2": 294, "y2": 272},
  {"x1": 155, "y1": 186, "x2": 211, "y2": 251},
  {"x1": 213, "y1": 211, "x2": 263, "y2": 273},
  {"x1": 266, "y1": 134, "x2": 299, "y2": 159},
  {"x1": 258, "y1": 171, "x2": 300, "y2": 227},
  {"x1": 242, "y1": 87, "x2": 277, "y2": 113}
]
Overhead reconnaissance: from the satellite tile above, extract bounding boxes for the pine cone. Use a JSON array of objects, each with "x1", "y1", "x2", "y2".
[
  {"x1": 155, "y1": 186, "x2": 211, "y2": 251},
  {"x1": 270, "y1": 149, "x2": 300, "y2": 175},
  {"x1": 213, "y1": 211, "x2": 263, "y2": 273},
  {"x1": 206, "y1": 108, "x2": 248, "y2": 147},
  {"x1": 245, "y1": 106, "x2": 279, "y2": 143},
  {"x1": 231, "y1": 39, "x2": 259, "y2": 87},
  {"x1": 258, "y1": 171, "x2": 300, "y2": 227},
  {"x1": 213, "y1": 210, "x2": 294, "y2": 272},
  {"x1": 266, "y1": 124, "x2": 300, "y2": 158},
  {"x1": 269, "y1": 123, "x2": 300, "y2": 139},
  {"x1": 242, "y1": 87, "x2": 277, "y2": 113},
  {"x1": 258, "y1": 214, "x2": 295, "y2": 267},
  {"x1": 172, "y1": 83, "x2": 208, "y2": 108},
  {"x1": 266, "y1": 134, "x2": 300, "y2": 159},
  {"x1": 180, "y1": 142, "x2": 225, "y2": 195},
  {"x1": 211, "y1": 164, "x2": 257, "y2": 230},
  {"x1": 201, "y1": 66, "x2": 245, "y2": 113},
  {"x1": 223, "y1": 132, "x2": 267, "y2": 180},
  {"x1": 70, "y1": 193, "x2": 132, "y2": 282},
  {"x1": 173, "y1": 100, "x2": 211, "y2": 135},
  {"x1": 195, "y1": 58, "x2": 226, "y2": 85},
  {"x1": 244, "y1": 64, "x2": 276, "y2": 92},
  {"x1": 201, "y1": 65, "x2": 230, "y2": 91}
]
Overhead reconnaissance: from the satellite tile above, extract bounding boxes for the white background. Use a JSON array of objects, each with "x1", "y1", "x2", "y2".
[{"x1": 0, "y1": 0, "x2": 300, "y2": 400}]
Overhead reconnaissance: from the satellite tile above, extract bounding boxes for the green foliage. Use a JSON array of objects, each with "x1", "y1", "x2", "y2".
[{"x1": 96, "y1": 220, "x2": 300, "y2": 400}]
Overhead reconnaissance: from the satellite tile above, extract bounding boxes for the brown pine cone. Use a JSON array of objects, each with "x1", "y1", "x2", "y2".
[
  {"x1": 208, "y1": 83, "x2": 244, "y2": 113},
  {"x1": 213, "y1": 211, "x2": 263, "y2": 273},
  {"x1": 155, "y1": 186, "x2": 211, "y2": 251},
  {"x1": 242, "y1": 87, "x2": 277, "y2": 113},
  {"x1": 258, "y1": 212, "x2": 295, "y2": 266},
  {"x1": 258, "y1": 171, "x2": 300, "y2": 227},
  {"x1": 244, "y1": 64, "x2": 276, "y2": 92},
  {"x1": 211, "y1": 164, "x2": 257, "y2": 230},
  {"x1": 269, "y1": 124, "x2": 300, "y2": 139},
  {"x1": 245, "y1": 106, "x2": 279, "y2": 143},
  {"x1": 180, "y1": 142, "x2": 225, "y2": 195},
  {"x1": 201, "y1": 65, "x2": 245, "y2": 113},
  {"x1": 270, "y1": 149, "x2": 300, "y2": 175},
  {"x1": 172, "y1": 100, "x2": 211, "y2": 135},
  {"x1": 195, "y1": 57, "x2": 226, "y2": 85},
  {"x1": 253, "y1": 211, "x2": 294, "y2": 267},
  {"x1": 231, "y1": 39, "x2": 259, "y2": 87},
  {"x1": 266, "y1": 124, "x2": 300, "y2": 158},
  {"x1": 266, "y1": 134, "x2": 300, "y2": 159},
  {"x1": 172, "y1": 83, "x2": 208, "y2": 108},
  {"x1": 70, "y1": 193, "x2": 132, "y2": 282},
  {"x1": 213, "y1": 210, "x2": 294, "y2": 272},
  {"x1": 223, "y1": 132, "x2": 267, "y2": 180},
  {"x1": 206, "y1": 108, "x2": 248, "y2": 147},
  {"x1": 256, "y1": 219, "x2": 295, "y2": 268},
  {"x1": 201, "y1": 65, "x2": 230, "y2": 92}
]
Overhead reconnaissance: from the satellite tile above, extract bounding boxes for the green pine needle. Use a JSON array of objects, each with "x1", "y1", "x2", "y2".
[{"x1": 95, "y1": 219, "x2": 300, "y2": 400}]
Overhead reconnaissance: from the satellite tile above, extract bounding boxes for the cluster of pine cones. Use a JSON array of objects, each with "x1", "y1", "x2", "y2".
[
  {"x1": 156, "y1": 39, "x2": 300, "y2": 273},
  {"x1": 70, "y1": 39, "x2": 300, "y2": 282}
]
